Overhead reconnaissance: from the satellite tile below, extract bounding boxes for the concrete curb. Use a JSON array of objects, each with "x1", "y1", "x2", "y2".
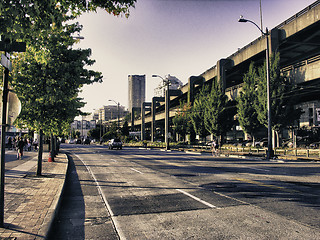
[{"x1": 43, "y1": 153, "x2": 69, "y2": 239}]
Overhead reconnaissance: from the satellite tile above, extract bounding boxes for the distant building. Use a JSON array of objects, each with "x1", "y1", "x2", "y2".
[
  {"x1": 128, "y1": 75, "x2": 145, "y2": 112},
  {"x1": 98, "y1": 105, "x2": 128, "y2": 123},
  {"x1": 154, "y1": 75, "x2": 183, "y2": 97}
]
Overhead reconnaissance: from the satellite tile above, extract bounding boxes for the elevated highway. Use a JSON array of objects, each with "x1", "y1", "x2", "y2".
[{"x1": 131, "y1": 1, "x2": 320, "y2": 140}]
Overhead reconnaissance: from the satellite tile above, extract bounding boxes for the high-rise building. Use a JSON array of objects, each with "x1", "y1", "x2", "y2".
[
  {"x1": 154, "y1": 75, "x2": 183, "y2": 97},
  {"x1": 128, "y1": 75, "x2": 145, "y2": 112}
]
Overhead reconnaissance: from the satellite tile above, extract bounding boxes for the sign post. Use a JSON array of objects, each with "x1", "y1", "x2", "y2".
[{"x1": 0, "y1": 39, "x2": 26, "y2": 227}]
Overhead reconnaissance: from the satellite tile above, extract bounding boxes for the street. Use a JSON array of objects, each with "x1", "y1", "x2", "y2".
[{"x1": 52, "y1": 144, "x2": 320, "y2": 239}]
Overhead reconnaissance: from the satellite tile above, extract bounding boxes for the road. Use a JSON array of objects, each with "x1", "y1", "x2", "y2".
[{"x1": 52, "y1": 144, "x2": 320, "y2": 239}]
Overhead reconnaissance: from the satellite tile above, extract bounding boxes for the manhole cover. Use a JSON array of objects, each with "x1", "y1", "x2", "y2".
[{"x1": 173, "y1": 174, "x2": 197, "y2": 177}]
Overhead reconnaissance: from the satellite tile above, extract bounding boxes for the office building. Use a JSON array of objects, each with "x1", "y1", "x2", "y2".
[{"x1": 128, "y1": 75, "x2": 145, "y2": 112}]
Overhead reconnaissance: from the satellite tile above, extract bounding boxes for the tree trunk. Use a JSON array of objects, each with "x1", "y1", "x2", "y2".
[
  {"x1": 50, "y1": 133, "x2": 55, "y2": 162},
  {"x1": 36, "y1": 129, "x2": 43, "y2": 176}
]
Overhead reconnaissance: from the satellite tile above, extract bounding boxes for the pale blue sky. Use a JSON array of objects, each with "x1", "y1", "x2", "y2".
[{"x1": 75, "y1": 0, "x2": 316, "y2": 114}]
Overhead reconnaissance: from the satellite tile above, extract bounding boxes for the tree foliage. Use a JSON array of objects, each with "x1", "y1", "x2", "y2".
[
  {"x1": 172, "y1": 101, "x2": 192, "y2": 139},
  {"x1": 190, "y1": 85, "x2": 209, "y2": 139},
  {"x1": 237, "y1": 62, "x2": 262, "y2": 139},
  {"x1": 203, "y1": 79, "x2": 229, "y2": 139},
  {"x1": 255, "y1": 53, "x2": 302, "y2": 132},
  {"x1": 11, "y1": 24, "x2": 102, "y2": 135},
  {"x1": 0, "y1": 0, "x2": 136, "y2": 42}
]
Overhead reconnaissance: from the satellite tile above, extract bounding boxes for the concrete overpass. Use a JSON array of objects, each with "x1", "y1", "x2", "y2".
[{"x1": 131, "y1": 0, "x2": 320, "y2": 141}]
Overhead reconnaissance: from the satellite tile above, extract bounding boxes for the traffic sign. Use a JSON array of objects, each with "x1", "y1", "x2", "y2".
[
  {"x1": 0, "y1": 91, "x2": 21, "y2": 126},
  {"x1": 1, "y1": 54, "x2": 12, "y2": 71},
  {"x1": 0, "y1": 41, "x2": 26, "y2": 52}
]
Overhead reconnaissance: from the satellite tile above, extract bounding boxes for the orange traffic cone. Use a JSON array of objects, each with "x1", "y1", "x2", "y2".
[{"x1": 48, "y1": 152, "x2": 53, "y2": 162}]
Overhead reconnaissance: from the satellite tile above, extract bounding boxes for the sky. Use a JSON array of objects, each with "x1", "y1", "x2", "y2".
[{"x1": 74, "y1": 0, "x2": 317, "y2": 116}]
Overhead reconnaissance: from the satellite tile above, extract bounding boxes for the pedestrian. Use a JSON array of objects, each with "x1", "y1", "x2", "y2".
[
  {"x1": 33, "y1": 139, "x2": 38, "y2": 151},
  {"x1": 8, "y1": 137, "x2": 12, "y2": 150},
  {"x1": 211, "y1": 140, "x2": 219, "y2": 157},
  {"x1": 27, "y1": 138, "x2": 32, "y2": 151},
  {"x1": 17, "y1": 137, "x2": 25, "y2": 159}
]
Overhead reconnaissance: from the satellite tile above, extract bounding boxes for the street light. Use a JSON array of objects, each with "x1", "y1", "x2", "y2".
[
  {"x1": 152, "y1": 75, "x2": 170, "y2": 150},
  {"x1": 238, "y1": 15, "x2": 273, "y2": 159},
  {"x1": 108, "y1": 100, "x2": 120, "y2": 132}
]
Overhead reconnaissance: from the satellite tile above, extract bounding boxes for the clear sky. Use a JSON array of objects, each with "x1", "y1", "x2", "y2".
[{"x1": 75, "y1": 0, "x2": 316, "y2": 115}]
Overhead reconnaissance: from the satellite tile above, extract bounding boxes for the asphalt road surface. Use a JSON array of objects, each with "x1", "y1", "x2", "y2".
[{"x1": 51, "y1": 144, "x2": 320, "y2": 239}]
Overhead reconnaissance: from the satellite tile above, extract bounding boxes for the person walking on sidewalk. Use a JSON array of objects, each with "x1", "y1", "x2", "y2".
[{"x1": 17, "y1": 137, "x2": 25, "y2": 159}]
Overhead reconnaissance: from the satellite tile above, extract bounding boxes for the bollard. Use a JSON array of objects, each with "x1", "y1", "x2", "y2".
[{"x1": 48, "y1": 152, "x2": 53, "y2": 162}]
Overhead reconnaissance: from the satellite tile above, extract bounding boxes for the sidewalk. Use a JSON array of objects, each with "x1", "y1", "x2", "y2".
[{"x1": 0, "y1": 151, "x2": 68, "y2": 239}]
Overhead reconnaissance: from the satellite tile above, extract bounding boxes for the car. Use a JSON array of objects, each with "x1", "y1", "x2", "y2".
[
  {"x1": 108, "y1": 138, "x2": 122, "y2": 150},
  {"x1": 254, "y1": 138, "x2": 268, "y2": 147},
  {"x1": 68, "y1": 139, "x2": 75, "y2": 144},
  {"x1": 84, "y1": 138, "x2": 91, "y2": 145}
]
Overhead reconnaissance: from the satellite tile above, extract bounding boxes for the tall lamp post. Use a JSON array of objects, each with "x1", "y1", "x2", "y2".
[
  {"x1": 108, "y1": 100, "x2": 120, "y2": 132},
  {"x1": 152, "y1": 75, "x2": 170, "y2": 150},
  {"x1": 238, "y1": 16, "x2": 273, "y2": 159}
]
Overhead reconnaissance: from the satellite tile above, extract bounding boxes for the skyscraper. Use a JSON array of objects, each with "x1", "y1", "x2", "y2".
[{"x1": 128, "y1": 75, "x2": 145, "y2": 112}]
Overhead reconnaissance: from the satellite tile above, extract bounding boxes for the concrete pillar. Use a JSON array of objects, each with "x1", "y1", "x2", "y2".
[
  {"x1": 141, "y1": 102, "x2": 151, "y2": 141},
  {"x1": 151, "y1": 97, "x2": 164, "y2": 142},
  {"x1": 188, "y1": 76, "x2": 204, "y2": 103},
  {"x1": 216, "y1": 59, "x2": 233, "y2": 92}
]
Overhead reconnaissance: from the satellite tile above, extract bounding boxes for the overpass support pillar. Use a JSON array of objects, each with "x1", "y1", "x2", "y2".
[
  {"x1": 188, "y1": 76, "x2": 205, "y2": 103},
  {"x1": 217, "y1": 59, "x2": 233, "y2": 92},
  {"x1": 141, "y1": 102, "x2": 151, "y2": 141},
  {"x1": 131, "y1": 107, "x2": 141, "y2": 132},
  {"x1": 151, "y1": 97, "x2": 164, "y2": 142}
]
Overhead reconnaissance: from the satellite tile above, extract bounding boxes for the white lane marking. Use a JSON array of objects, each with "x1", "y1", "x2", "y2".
[
  {"x1": 75, "y1": 154, "x2": 114, "y2": 216},
  {"x1": 247, "y1": 167, "x2": 270, "y2": 172},
  {"x1": 75, "y1": 154, "x2": 127, "y2": 240},
  {"x1": 130, "y1": 168, "x2": 143, "y2": 174},
  {"x1": 176, "y1": 189, "x2": 219, "y2": 209}
]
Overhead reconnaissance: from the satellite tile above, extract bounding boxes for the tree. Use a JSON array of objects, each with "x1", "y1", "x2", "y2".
[
  {"x1": 172, "y1": 101, "x2": 192, "y2": 142},
  {"x1": 203, "y1": 79, "x2": 229, "y2": 144},
  {"x1": 121, "y1": 121, "x2": 130, "y2": 137},
  {"x1": 190, "y1": 85, "x2": 209, "y2": 141},
  {"x1": 0, "y1": 0, "x2": 136, "y2": 42},
  {"x1": 237, "y1": 62, "x2": 263, "y2": 143},
  {"x1": 254, "y1": 52, "x2": 302, "y2": 145}
]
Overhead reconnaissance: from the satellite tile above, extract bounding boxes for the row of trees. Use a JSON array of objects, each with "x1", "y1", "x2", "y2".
[
  {"x1": 173, "y1": 53, "x2": 302, "y2": 146},
  {"x1": 1, "y1": 0, "x2": 136, "y2": 174}
]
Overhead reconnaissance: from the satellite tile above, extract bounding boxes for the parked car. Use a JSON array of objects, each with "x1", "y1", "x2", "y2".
[
  {"x1": 254, "y1": 138, "x2": 268, "y2": 147},
  {"x1": 108, "y1": 139, "x2": 122, "y2": 150},
  {"x1": 84, "y1": 138, "x2": 91, "y2": 145},
  {"x1": 68, "y1": 139, "x2": 75, "y2": 144}
]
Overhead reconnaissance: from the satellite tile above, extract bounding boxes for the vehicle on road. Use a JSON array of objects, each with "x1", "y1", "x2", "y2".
[
  {"x1": 108, "y1": 138, "x2": 122, "y2": 150},
  {"x1": 84, "y1": 138, "x2": 91, "y2": 145}
]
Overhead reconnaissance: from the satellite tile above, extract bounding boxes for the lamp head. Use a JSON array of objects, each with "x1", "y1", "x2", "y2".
[
  {"x1": 152, "y1": 75, "x2": 158, "y2": 78},
  {"x1": 238, "y1": 15, "x2": 248, "y2": 23}
]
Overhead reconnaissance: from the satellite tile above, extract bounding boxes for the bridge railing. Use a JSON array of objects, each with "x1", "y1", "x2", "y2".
[{"x1": 276, "y1": 0, "x2": 320, "y2": 29}]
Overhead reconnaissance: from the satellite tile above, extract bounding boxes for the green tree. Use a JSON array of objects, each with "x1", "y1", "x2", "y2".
[
  {"x1": 121, "y1": 120, "x2": 130, "y2": 137},
  {"x1": 190, "y1": 85, "x2": 209, "y2": 141},
  {"x1": 203, "y1": 79, "x2": 229, "y2": 144},
  {"x1": 172, "y1": 101, "x2": 192, "y2": 142},
  {"x1": 255, "y1": 53, "x2": 302, "y2": 145},
  {"x1": 237, "y1": 62, "x2": 262, "y2": 143},
  {"x1": 0, "y1": 0, "x2": 136, "y2": 41}
]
